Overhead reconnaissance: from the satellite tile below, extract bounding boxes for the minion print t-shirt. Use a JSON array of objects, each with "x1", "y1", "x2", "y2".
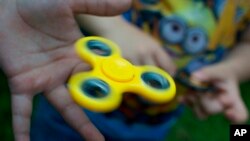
[
  {"x1": 119, "y1": 0, "x2": 250, "y2": 122},
  {"x1": 86, "y1": 1, "x2": 250, "y2": 140}
]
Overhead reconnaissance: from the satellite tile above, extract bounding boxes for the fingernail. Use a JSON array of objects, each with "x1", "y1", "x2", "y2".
[
  {"x1": 192, "y1": 71, "x2": 207, "y2": 81},
  {"x1": 169, "y1": 69, "x2": 177, "y2": 77}
]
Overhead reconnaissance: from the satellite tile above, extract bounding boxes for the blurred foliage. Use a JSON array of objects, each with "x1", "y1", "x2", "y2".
[
  {"x1": 166, "y1": 81, "x2": 250, "y2": 141},
  {"x1": 0, "y1": 70, "x2": 13, "y2": 141}
]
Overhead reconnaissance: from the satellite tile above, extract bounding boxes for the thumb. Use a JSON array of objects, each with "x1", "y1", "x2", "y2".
[
  {"x1": 191, "y1": 64, "x2": 226, "y2": 82},
  {"x1": 155, "y1": 47, "x2": 177, "y2": 76},
  {"x1": 70, "y1": 0, "x2": 132, "y2": 16}
]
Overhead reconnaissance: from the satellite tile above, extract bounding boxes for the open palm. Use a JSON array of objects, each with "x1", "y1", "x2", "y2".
[{"x1": 0, "y1": 0, "x2": 131, "y2": 141}]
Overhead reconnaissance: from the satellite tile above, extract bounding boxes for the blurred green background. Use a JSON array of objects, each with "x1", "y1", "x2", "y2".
[{"x1": 0, "y1": 69, "x2": 249, "y2": 141}]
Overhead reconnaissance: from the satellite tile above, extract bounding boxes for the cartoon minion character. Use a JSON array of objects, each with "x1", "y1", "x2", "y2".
[
  {"x1": 79, "y1": 1, "x2": 250, "y2": 140},
  {"x1": 116, "y1": 0, "x2": 250, "y2": 121},
  {"x1": 132, "y1": 0, "x2": 250, "y2": 92}
]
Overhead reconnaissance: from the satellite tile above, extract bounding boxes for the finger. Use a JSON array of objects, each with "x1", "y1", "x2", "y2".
[
  {"x1": 225, "y1": 105, "x2": 248, "y2": 124},
  {"x1": 181, "y1": 92, "x2": 197, "y2": 108},
  {"x1": 191, "y1": 64, "x2": 229, "y2": 83},
  {"x1": 182, "y1": 92, "x2": 207, "y2": 119},
  {"x1": 126, "y1": 56, "x2": 141, "y2": 66},
  {"x1": 154, "y1": 48, "x2": 176, "y2": 75},
  {"x1": 231, "y1": 96, "x2": 248, "y2": 123},
  {"x1": 219, "y1": 82, "x2": 249, "y2": 123},
  {"x1": 70, "y1": 0, "x2": 132, "y2": 16},
  {"x1": 198, "y1": 93, "x2": 223, "y2": 115},
  {"x1": 140, "y1": 56, "x2": 156, "y2": 66},
  {"x1": 218, "y1": 92, "x2": 234, "y2": 109},
  {"x1": 12, "y1": 94, "x2": 33, "y2": 141},
  {"x1": 71, "y1": 61, "x2": 92, "y2": 74},
  {"x1": 179, "y1": 89, "x2": 194, "y2": 105},
  {"x1": 177, "y1": 95, "x2": 185, "y2": 103},
  {"x1": 45, "y1": 85, "x2": 104, "y2": 141},
  {"x1": 193, "y1": 104, "x2": 208, "y2": 120}
]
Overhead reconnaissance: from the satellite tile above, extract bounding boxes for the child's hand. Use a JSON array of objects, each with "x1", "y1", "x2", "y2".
[
  {"x1": 180, "y1": 63, "x2": 248, "y2": 123},
  {"x1": 77, "y1": 16, "x2": 176, "y2": 74},
  {"x1": 0, "y1": 0, "x2": 131, "y2": 141},
  {"x1": 103, "y1": 19, "x2": 176, "y2": 75}
]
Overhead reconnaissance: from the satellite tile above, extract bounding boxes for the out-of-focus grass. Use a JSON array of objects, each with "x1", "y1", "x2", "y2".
[
  {"x1": 0, "y1": 69, "x2": 249, "y2": 141},
  {"x1": 0, "y1": 70, "x2": 13, "y2": 141},
  {"x1": 166, "y1": 81, "x2": 250, "y2": 141}
]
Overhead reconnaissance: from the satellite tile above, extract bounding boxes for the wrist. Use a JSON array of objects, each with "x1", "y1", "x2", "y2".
[
  {"x1": 221, "y1": 60, "x2": 244, "y2": 82},
  {"x1": 223, "y1": 43, "x2": 250, "y2": 82}
]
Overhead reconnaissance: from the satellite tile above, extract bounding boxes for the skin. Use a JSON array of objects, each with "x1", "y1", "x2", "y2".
[
  {"x1": 77, "y1": 14, "x2": 250, "y2": 123},
  {"x1": 181, "y1": 15, "x2": 250, "y2": 124},
  {"x1": 76, "y1": 15, "x2": 176, "y2": 75},
  {"x1": 181, "y1": 42, "x2": 250, "y2": 123},
  {"x1": 0, "y1": 0, "x2": 131, "y2": 141},
  {"x1": 0, "y1": 0, "x2": 248, "y2": 140}
]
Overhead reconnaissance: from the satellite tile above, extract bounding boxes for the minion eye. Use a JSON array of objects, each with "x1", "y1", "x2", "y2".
[
  {"x1": 140, "y1": 0, "x2": 160, "y2": 5},
  {"x1": 182, "y1": 28, "x2": 208, "y2": 54},
  {"x1": 159, "y1": 17, "x2": 186, "y2": 44}
]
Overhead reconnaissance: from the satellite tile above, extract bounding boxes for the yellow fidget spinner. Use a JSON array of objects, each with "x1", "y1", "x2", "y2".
[{"x1": 68, "y1": 36, "x2": 176, "y2": 112}]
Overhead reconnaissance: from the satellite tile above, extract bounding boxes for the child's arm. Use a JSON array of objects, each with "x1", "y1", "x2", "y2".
[
  {"x1": 221, "y1": 28, "x2": 250, "y2": 82},
  {"x1": 196, "y1": 27, "x2": 250, "y2": 83},
  {"x1": 76, "y1": 15, "x2": 176, "y2": 74},
  {"x1": 181, "y1": 28, "x2": 250, "y2": 123}
]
